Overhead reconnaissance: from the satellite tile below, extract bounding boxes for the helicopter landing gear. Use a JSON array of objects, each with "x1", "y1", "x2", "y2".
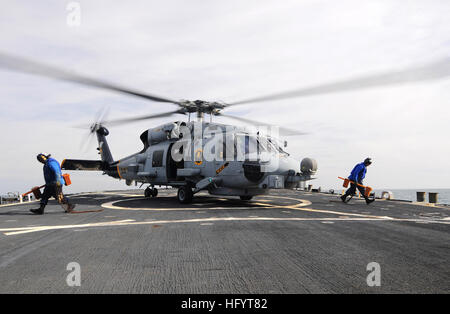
[
  {"x1": 240, "y1": 195, "x2": 253, "y2": 201},
  {"x1": 144, "y1": 186, "x2": 158, "y2": 198},
  {"x1": 177, "y1": 186, "x2": 193, "y2": 204}
]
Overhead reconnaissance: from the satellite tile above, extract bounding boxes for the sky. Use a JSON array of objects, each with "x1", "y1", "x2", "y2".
[{"x1": 0, "y1": 0, "x2": 449, "y2": 195}]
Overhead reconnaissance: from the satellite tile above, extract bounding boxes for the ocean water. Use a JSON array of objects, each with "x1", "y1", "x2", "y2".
[{"x1": 373, "y1": 189, "x2": 450, "y2": 205}]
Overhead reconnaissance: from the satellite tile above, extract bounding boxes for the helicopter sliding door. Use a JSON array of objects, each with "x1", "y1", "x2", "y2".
[
  {"x1": 142, "y1": 142, "x2": 170, "y2": 184},
  {"x1": 166, "y1": 143, "x2": 184, "y2": 181}
]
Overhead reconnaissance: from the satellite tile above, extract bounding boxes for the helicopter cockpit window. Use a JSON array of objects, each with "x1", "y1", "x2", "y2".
[
  {"x1": 234, "y1": 135, "x2": 264, "y2": 161},
  {"x1": 267, "y1": 138, "x2": 288, "y2": 155},
  {"x1": 234, "y1": 134, "x2": 284, "y2": 161}
]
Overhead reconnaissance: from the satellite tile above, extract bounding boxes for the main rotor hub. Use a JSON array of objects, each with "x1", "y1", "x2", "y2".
[
  {"x1": 179, "y1": 100, "x2": 226, "y2": 115},
  {"x1": 89, "y1": 123, "x2": 109, "y2": 136}
]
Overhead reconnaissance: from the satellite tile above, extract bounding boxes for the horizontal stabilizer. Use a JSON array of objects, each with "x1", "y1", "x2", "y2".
[{"x1": 61, "y1": 159, "x2": 106, "y2": 171}]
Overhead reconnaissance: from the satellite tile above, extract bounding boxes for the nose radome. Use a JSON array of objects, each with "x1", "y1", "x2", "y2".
[{"x1": 301, "y1": 158, "x2": 317, "y2": 175}]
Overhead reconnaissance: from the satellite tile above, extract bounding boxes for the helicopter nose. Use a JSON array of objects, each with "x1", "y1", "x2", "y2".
[{"x1": 263, "y1": 155, "x2": 301, "y2": 176}]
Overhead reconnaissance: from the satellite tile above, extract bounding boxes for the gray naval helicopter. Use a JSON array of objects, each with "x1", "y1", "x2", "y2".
[
  {"x1": 62, "y1": 102, "x2": 318, "y2": 204},
  {"x1": 1, "y1": 53, "x2": 448, "y2": 203}
]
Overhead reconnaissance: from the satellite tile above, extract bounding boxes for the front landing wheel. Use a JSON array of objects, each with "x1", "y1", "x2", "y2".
[
  {"x1": 144, "y1": 187, "x2": 152, "y2": 198},
  {"x1": 240, "y1": 195, "x2": 253, "y2": 201},
  {"x1": 145, "y1": 187, "x2": 158, "y2": 198},
  {"x1": 177, "y1": 186, "x2": 193, "y2": 204}
]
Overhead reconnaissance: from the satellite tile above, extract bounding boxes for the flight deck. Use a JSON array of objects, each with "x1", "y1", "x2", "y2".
[{"x1": 0, "y1": 189, "x2": 448, "y2": 293}]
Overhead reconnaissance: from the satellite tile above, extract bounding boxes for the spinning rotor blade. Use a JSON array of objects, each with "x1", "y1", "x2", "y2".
[
  {"x1": 229, "y1": 58, "x2": 450, "y2": 106},
  {"x1": 0, "y1": 52, "x2": 178, "y2": 104},
  {"x1": 77, "y1": 107, "x2": 110, "y2": 151},
  {"x1": 72, "y1": 107, "x2": 110, "y2": 129},
  {"x1": 101, "y1": 109, "x2": 184, "y2": 126},
  {"x1": 219, "y1": 113, "x2": 307, "y2": 136},
  {"x1": 80, "y1": 131, "x2": 96, "y2": 152},
  {"x1": 94, "y1": 106, "x2": 110, "y2": 123}
]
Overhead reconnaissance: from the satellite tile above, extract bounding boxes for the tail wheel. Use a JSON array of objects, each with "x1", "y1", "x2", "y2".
[
  {"x1": 177, "y1": 186, "x2": 193, "y2": 204},
  {"x1": 240, "y1": 195, "x2": 253, "y2": 201}
]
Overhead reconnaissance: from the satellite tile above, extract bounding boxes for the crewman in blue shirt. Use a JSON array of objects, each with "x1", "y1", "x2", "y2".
[
  {"x1": 30, "y1": 153, "x2": 75, "y2": 214},
  {"x1": 341, "y1": 158, "x2": 375, "y2": 204}
]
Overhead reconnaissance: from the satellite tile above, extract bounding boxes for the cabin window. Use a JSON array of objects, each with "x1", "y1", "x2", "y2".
[{"x1": 152, "y1": 150, "x2": 164, "y2": 167}]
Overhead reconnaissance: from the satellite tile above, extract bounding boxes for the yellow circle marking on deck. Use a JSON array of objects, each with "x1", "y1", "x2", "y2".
[
  {"x1": 5, "y1": 193, "x2": 447, "y2": 237},
  {"x1": 100, "y1": 194, "x2": 390, "y2": 219},
  {"x1": 250, "y1": 195, "x2": 390, "y2": 219},
  {"x1": 101, "y1": 195, "x2": 311, "y2": 211}
]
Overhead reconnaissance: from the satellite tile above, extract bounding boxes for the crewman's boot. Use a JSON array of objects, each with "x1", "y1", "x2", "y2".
[
  {"x1": 365, "y1": 198, "x2": 375, "y2": 205},
  {"x1": 30, "y1": 204, "x2": 45, "y2": 215},
  {"x1": 65, "y1": 203, "x2": 76, "y2": 213},
  {"x1": 340, "y1": 195, "x2": 347, "y2": 203}
]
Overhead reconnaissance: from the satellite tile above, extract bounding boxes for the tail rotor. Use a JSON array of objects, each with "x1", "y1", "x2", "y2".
[{"x1": 76, "y1": 107, "x2": 110, "y2": 152}]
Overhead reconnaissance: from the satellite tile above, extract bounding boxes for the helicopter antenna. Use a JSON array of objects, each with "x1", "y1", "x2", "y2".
[{"x1": 197, "y1": 111, "x2": 204, "y2": 122}]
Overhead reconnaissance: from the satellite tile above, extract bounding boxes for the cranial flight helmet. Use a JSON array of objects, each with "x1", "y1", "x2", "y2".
[
  {"x1": 364, "y1": 157, "x2": 372, "y2": 166},
  {"x1": 37, "y1": 153, "x2": 51, "y2": 163}
]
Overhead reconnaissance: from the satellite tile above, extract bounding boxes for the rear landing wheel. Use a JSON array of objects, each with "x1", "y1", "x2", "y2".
[
  {"x1": 177, "y1": 186, "x2": 193, "y2": 204},
  {"x1": 240, "y1": 196, "x2": 253, "y2": 201},
  {"x1": 152, "y1": 188, "x2": 158, "y2": 197}
]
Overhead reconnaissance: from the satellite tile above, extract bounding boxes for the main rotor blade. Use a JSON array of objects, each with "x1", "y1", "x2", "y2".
[
  {"x1": 100, "y1": 110, "x2": 184, "y2": 126},
  {"x1": 219, "y1": 113, "x2": 307, "y2": 136},
  {"x1": 0, "y1": 52, "x2": 179, "y2": 104},
  {"x1": 229, "y1": 58, "x2": 450, "y2": 106}
]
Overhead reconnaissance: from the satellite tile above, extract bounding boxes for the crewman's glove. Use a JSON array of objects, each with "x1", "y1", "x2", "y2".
[{"x1": 56, "y1": 181, "x2": 62, "y2": 187}]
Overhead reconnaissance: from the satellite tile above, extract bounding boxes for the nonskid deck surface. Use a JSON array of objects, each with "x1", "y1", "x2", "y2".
[{"x1": 0, "y1": 189, "x2": 448, "y2": 293}]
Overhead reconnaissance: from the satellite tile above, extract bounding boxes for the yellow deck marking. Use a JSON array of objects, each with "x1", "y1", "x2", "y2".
[
  {"x1": 0, "y1": 219, "x2": 135, "y2": 236},
  {"x1": 102, "y1": 194, "x2": 389, "y2": 219},
  {"x1": 2, "y1": 193, "x2": 448, "y2": 237},
  {"x1": 410, "y1": 202, "x2": 449, "y2": 210},
  {"x1": 1, "y1": 216, "x2": 448, "y2": 236},
  {"x1": 253, "y1": 195, "x2": 390, "y2": 219},
  {"x1": 101, "y1": 195, "x2": 312, "y2": 211},
  {"x1": 0, "y1": 200, "x2": 40, "y2": 208}
]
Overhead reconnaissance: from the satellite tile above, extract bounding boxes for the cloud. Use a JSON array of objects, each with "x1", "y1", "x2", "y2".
[{"x1": 0, "y1": 0, "x2": 449, "y2": 194}]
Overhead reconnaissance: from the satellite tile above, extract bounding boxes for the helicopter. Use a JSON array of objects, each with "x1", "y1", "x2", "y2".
[
  {"x1": 0, "y1": 53, "x2": 448, "y2": 203},
  {"x1": 61, "y1": 116, "x2": 317, "y2": 204}
]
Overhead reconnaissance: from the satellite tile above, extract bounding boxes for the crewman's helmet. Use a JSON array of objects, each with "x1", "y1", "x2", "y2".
[
  {"x1": 37, "y1": 153, "x2": 50, "y2": 163},
  {"x1": 364, "y1": 157, "x2": 372, "y2": 166}
]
